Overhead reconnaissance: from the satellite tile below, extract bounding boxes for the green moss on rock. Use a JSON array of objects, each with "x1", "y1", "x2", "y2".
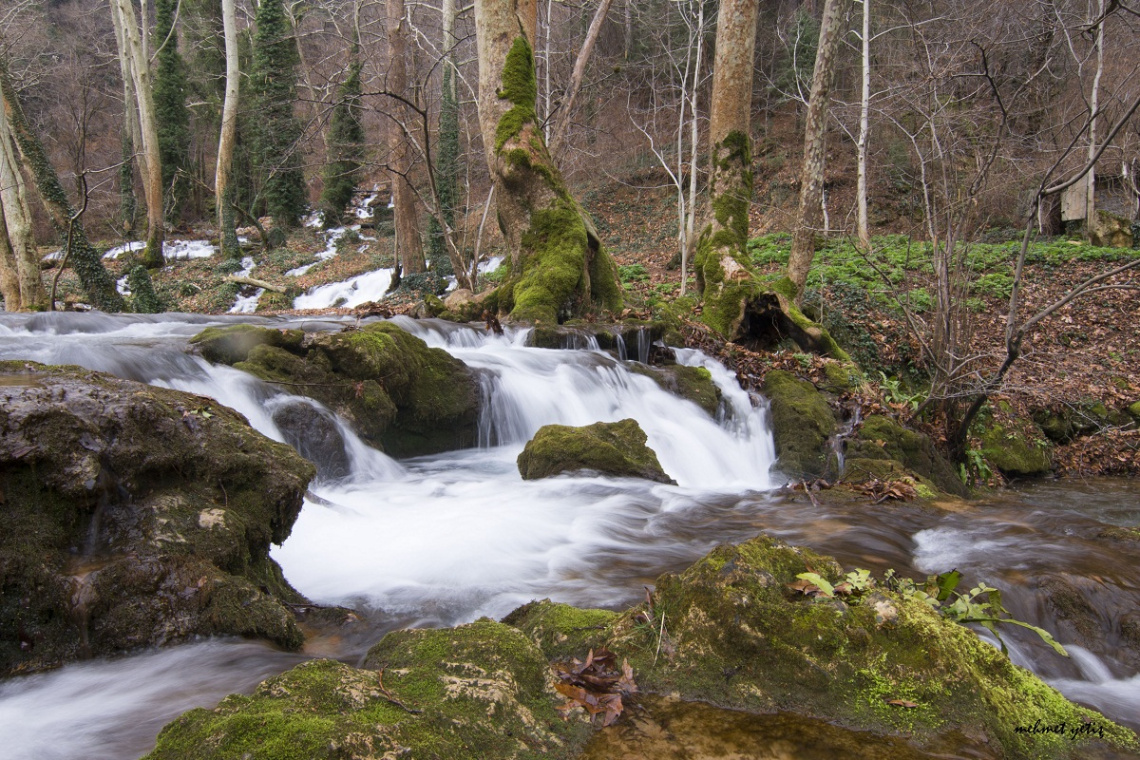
[
  {"x1": 762, "y1": 370, "x2": 837, "y2": 479},
  {"x1": 981, "y1": 423, "x2": 1052, "y2": 477},
  {"x1": 518, "y1": 419, "x2": 675, "y2": 484},
  {"x1": 199, "y1": 321, "x2": 480, "y2": 458},
  {"x1": 1128, "y1": 401, "x2": 1140, "y2": 421},
  {"x1": 190, "y1": 324, "x2": 305, "y2": 365},
  {"x1": 503, "y1": 600, "x2": 619, "y2": 661},
  {"x1": 604, "y1": 535, "x2": 1137, "y2": 759},
  {"x1": 846, "y1": 415, "x2": 967, "y2": 496}
]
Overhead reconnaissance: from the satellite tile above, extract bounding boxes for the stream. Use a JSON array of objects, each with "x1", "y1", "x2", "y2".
[{"x1": 0, "y1": 312, "x2": 1137, "y2": 759}]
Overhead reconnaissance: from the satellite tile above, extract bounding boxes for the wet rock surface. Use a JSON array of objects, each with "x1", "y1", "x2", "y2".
[
  {"x1": 517, "y1": 419, "x2": 676, "y2": 484},
  {"x1": 0, "y1": 361, "x2": 315, "y2": 674}
]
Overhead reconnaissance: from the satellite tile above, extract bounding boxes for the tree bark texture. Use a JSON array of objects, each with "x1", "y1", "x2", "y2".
[
  {"x1": 474, "y1": 0, "x2": 621, "y2": 323},
  {"x1": 856, "y1": 0, "x2": 870, "y2": 251},
  {"x1": 0, "y1": 195, "x2": 20, "y2": 310},
  {"x1": 388, "y1": 0, "x2": 425, "y2": 275},
  {"x1": 0, "y1": 66, "x2": 122, "y2": 312},
  {"x1": 111, "y1": 0, "x2": 166, "y2": 268},
  {"x1": 215, "y1": 0, "x2": 241, "y2": 258},
  {"x1": 694, "y1": 0, "x2": 759, "y2": 338},
  {"x1": 0, "y1": 100, "x2": 45, "y2": 309},
  {"x1": 788, "y1": 0, "x2": 853, "y2": 301}
]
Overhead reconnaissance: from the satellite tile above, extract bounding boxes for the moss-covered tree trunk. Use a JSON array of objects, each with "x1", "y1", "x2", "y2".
[
  {"x1": 0, "y1": 100, "x2": 45, "y2": 309},
  {"x1": 693, "y1": 0, "x2": 759, "y2": 339},
  {"x1": 474, "y1": 0, "x2": 621, "y2": 323},
  {"x1": 387, "y1": 0, "x2": 425, "y2": 275},
  {"x1": 788, "y1": 0, "x2": 853, "y2": 302},
  {"x1": 0, "y1": 65, "x2": 123, "y2": 312},
  {"x1": 692, "y1": 0, "x2": 846, "y2": 360}
]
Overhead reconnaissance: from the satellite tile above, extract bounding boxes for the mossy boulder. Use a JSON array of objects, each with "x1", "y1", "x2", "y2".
[
  {"x1": 981, "y1": 423, "x2": 1052, "y2": 477},
  {"x1": 0, "y1": 361, "x2": 313, "y2": 675},
  {"x1": 629, "y1": 363, "x2": 721, "y2": 417},
  {"x1": 512, "y1": 536, "x2": 1136, "y2": 759},
  {"x1": 146, "y1": 621, "x2": 591, "y2": 760},
  {"x1": 1129, "y1": 401, "x2": 1140, "y2": 421},
  {"x1": 820, "y1": 361, "x2": 865, "y2": 394},
  {"x1": 517, "y1": 419, "x2": 675, "y2": 484},
  {"x1": 189, "y1": 323, "x2": 305, "y2": 365},
  {"x1": 762, "y1": 370, "x2": 837, "y2": 479},
  {"x1": 845, "y1": 415, "x2": 967, "y2": 497},
  {"x1": 195, "y1": 322, "x2": 480, "y2": 458}
]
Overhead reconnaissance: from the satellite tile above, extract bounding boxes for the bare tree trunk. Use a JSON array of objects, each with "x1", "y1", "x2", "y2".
[
  {"x1": 110, "y1": 3, "x2": 144, "y2": 236},
  {"x1": 1085, "y1": 0, "x2": 1104, "y2": 242},
  {"x1": 0, "y1": 100, "x2": 45, "y2": 309},
  {"x1": 788, "y1": 0, "x2": 853, "y2": 302},
  {"x1": 388, "y1": 0, "x2": 425, "y2": 275},
  {"x1": 856, "y1": 0, "x2": 870, "y2": 251},
  {"x1": 548, "y1": 0, "x2": 615, "y2": 159},
  {"x1": 681, "y1": 0, "x2": 706, "y2": 298},
  {"x1": 693, "y1": 0, "x2": 759, "y2": 337},
  {"x1": 0, "y1": 196, "x2": 20, "y2": 310},
  {"x1": 474, "y1": 0, "x2": 621, "y2": 323},
  {"x1": 215, "y1": 0, "x2": 240, "y2": 258},
  {"x1": 111, "y1": 0, "x2": 166, "y2": 268},
  {"x1": 0, "y1": 64, "x2": 123, "y2": 312}
]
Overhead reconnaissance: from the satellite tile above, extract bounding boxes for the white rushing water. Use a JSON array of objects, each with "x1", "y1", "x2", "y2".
[{"x1": 1, "y1": 312, "x2": 1137, "y2": 757}]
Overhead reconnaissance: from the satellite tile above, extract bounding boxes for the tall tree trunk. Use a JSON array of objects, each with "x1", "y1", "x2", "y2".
[
  {"x1": 0, "y1": 196, "x2": 20, "y2": 310},
  {"x1": 0, "y1": 100, "x2": 46, "y2": 309},
  {"x1": 110, "y1": 5, "x2": 144, "y2": 238},
  {"x1": 0, "y1": 65, "x2": 123, "y2": 312},
  {"x1": 681, "y1": 0, "x2": 706, "y2": 298},
  {"x1": 215, "y1": 0, "x2": 240, "y2": 258},
  {"x1": 693, "y1": 0, "x2": 759, "y2": 337},
  {"x1": 1085, "y1": 0, "x2": 1104, "y2": 242},
  {"x1": 787, "y1": 0, "x2": 853, "y2": 302},
  {"x1": 388, "y1": 0, "x2": 425, "y2": 275},
  {"x1": 111, "y1": 0, "x2": 166, "y2": 267},
  {"x1": 474, "y1": 0, "x2": 621, "y2": 323},
  {"x1": 856, "y1": 0, "x2": 870, "y2": 251}
]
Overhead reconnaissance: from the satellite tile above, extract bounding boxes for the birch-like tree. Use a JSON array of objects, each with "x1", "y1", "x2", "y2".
[
  {"x1": 0, "y1": 96, "x2": 45, "y2": 310},
  {"x1": 110, "y1": 0, "x2": 166, "y2": 267},
  {"x1": 787, "y1": 0, "x2": 853, "y2": 302},
  {"x1": 215, "y1": 0, "x2": 241, "y2": 257}
]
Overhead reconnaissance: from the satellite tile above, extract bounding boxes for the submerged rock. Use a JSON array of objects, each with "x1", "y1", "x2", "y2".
[
  {"x1": 508, "y1": 536, "x2": 1138, "y2": 760},
  {"x1": 517, "y1": 419, "x2": 676, "y2": 484},
  {"x1": 0, "y1": 361, "x2": 314, "y2": 674},
  {"x1": 193, "y1": 321, "x2": 480, "y2": 458},
  {"x1": 145, "y1": 621, "x2": 592, "y2": 760}
]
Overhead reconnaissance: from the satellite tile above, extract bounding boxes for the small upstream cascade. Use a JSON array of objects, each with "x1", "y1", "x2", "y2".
[{"x1": 0, "y1": 313, "x2": 1137, "y2": 759}]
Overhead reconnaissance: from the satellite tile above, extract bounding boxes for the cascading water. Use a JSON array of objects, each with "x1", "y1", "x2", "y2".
[{"x1": 0, "y1": 312, "x2": 1137, "y2": 759}]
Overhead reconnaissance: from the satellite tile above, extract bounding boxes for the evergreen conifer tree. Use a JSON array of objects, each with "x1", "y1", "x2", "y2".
[
  {"x1": 249, "y1": 0, "x2": 305, "y2": 228},
  {"x1": 319, "y1": 57, "x2": 364, "y2": 229},
  {"x1": 153, "y1": 0, "x2": 191, "y2": 220}
]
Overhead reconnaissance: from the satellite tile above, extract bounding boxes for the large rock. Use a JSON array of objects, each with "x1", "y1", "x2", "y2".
[
  {"x1": 508, "y1": 536, "x2": 1138, "y2": 760},
  {"x1": 762, "y1": 370, "x2": 838, "y2": 479},
  {"x1": 845, "y1": 414, "x2": 968, "y2": 497},
  {"x1": 517, "y1": 419, "x2": 675, "y2": 483},
  {"x1": 193, "y1": 321, "x2": 480, "y2": 458},
  {"x1": 1090, "y1": 210, "x2": 1133, "y2": 248},
  {"x1": 145, "y1": 621, "x2": 591, "y2": 760},
  {"x1": 0, "y1": 361, "x2": 315, "y2": 674},
  {"x1": 982, "y1": 423, "x2": 1052, "y2": 477}
]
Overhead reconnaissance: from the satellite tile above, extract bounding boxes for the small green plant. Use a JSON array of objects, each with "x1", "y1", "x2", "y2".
[
  {"x1": 793, "y1": 568, "x2": 1066, "y2": 657},
  {"x1": 617, "y1": 264, "x2": 649, "y2": 284},
  {"x1": 883, "y1": 569, "x2": 1067, "y2": 657},
  {"x1": 959, "y1": 447, "x2": 993, "y2": 485},
  {"x1": 877, "y1": 371, "x2": 927, "y2": 411},
  {"x1": 792, "y1": 352, "x2": 813, "y2": 369}
]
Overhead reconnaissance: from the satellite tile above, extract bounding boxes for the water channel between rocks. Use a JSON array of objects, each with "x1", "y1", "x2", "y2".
[{"x1": 0, "y1": 313, "x2": 1137, "y2": 759}]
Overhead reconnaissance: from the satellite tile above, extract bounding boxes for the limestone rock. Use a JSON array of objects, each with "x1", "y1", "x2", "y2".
[{"x1": 0, "y1": 361, "x2": 314, "y2": 674}]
